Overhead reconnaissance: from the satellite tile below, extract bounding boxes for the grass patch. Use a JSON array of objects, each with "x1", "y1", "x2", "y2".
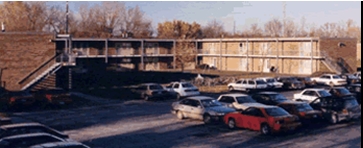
[{"x1": 198, "y1": 85, "x2": 228, "y2": 93}]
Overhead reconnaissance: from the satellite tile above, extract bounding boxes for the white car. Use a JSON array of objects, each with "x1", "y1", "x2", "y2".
[
  {"x1": 165, "y1": 82, "x2": 200, "y2": 100},
  {"x1": 217, "y1": 93, "x2": 264, "y2": 111},
  {"x1": 311, "y1": 74, "x2": 347, "y2": 87},
  {"x1": 293, "y1": 88, "x2": 332, "y2": 103},
  {"x1": 353, "y1": 71, "x2": 361, "y2": 80},
  {"x1": 227, "y1": 79, "x2": 269, "y2": 92},
  {"x1": 256, "y1": 77, "x2": 284, "y2": 89}
]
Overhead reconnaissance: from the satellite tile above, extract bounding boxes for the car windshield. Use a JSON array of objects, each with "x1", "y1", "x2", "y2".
[
  {"x1": 270, "y1": 94, "x2": 288, "y2": 101},
  {"x1": 304, "y1": 77, "x2": 311, "y2": 81},
  {"x1": 347, "y1": 75, "x2": 358, "y2": 79},
  {"x1": 149, "y1": 85, "x2": 163, "y2": 90},
  {"x1": 256, "y1": 80, "x2": 267, "y2": 85},
  {"x1": 317, "y1": 90, "x2": 331, "y2": 97},
  {"x1": 344, "y1": 98, "x2": 359, "y2": 108},
  {"x1": 201, "y1": 99, "x2": 222, "y2": 108},
  {"x1": 295, "y1": 103, "x2": 314, "y2": 112},
  {"x1": 236, "y1": 96, "x2": 257, "y2": 103},
  {"x1": 332, "y1": 75, "x2": 341, "y2": 79},
  {"x1": 265, "y1": 107, "x2": 290, "y2": 117},
  {"x1": 181, "y1": 83, "x2": 194, "y2": 88},
  {"x1": 335, "y1": 88, "x2": 351, "y2": 95},
  {"x1": 266, "y1": 79, "x2": 276, "y2": 83}
]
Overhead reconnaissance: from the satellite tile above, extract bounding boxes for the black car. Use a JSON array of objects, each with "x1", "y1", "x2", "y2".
[
  {"x1": 346, "y1": 84, "x2": 361, "y2": 104},
  {"x1": 0, "y1": 122, "x2": 69, "y2": 139},
  {"x1": 0, "y1": 133, "x2": 66, "y2": 148},
  {"x1": 309, "y1": 96, "x2": 361, "y2": 124},
  {"x1": 276, "y1": 77, "x2": 305, "y2": 90},
  {"x1": 278, "y1": 101, "x2": 323, "y2": 125},
  {"x1": 339, "y1": 74, "x2": 361, "y2": 85},
  {"x1": 251, "y1": 92, "x2": 290, "y2": 105}
]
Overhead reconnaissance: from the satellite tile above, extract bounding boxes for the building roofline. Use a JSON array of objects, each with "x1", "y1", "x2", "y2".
[{"x1": 0, "y1": 32, "x2": 53, "y2": 35}]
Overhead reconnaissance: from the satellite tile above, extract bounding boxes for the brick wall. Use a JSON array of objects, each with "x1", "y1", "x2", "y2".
[
  {"x1": 319, "y1": 38, "x2": 357, "y2": 73},
  {"x1": 357, "y1": 43, "x2": 361, "y2": 67},
  {"x1": 0, "y1": 33, "x2": 55, "y2": 91}
]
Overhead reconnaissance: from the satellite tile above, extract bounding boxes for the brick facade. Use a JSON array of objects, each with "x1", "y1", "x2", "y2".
[{"x1": 0, "y1": 33, "x2": 56, "y2": 91}]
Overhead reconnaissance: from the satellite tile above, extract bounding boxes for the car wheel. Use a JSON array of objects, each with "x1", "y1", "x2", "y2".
[
  {"x1": 203, "y1": 114, "x2": 212, "y2": 124},
  {"x1": 260, "y1": 123, "x2": 271, "y2": 135},
  {"x1": 228, "y1": 86, "x2": 234, "y2": 92},
  {"x1": 176, "y1": 111, "x2": 184, "y2": 120},
  {"x1": 330, "y1": 114, "x2": 339, "y2": 124},
  {"x1": 228, "y1": 118, "x2": 236, "y2": 129}
]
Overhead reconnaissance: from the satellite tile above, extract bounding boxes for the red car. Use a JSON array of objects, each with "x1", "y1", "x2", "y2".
[{"x1": 223, "y1": 104, "x2": 301, "y2": 135}]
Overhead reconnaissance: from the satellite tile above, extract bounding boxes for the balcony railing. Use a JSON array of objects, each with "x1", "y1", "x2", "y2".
[{"x1": 197, "y1": 49, "x2": 322, "y2": 57}]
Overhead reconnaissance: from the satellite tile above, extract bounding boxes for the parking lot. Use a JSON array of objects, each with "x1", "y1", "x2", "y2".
[{"x1": 7, "y1": 89, "x2": 361, "y2": 148}]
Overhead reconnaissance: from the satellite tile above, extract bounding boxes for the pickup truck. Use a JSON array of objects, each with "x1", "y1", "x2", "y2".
[
  {"x1": 227, "y1": 79, "x2": 268, "y2": 93},
  {"x1": 310, "y1": 74, "x2": 347, "y2": 87}
]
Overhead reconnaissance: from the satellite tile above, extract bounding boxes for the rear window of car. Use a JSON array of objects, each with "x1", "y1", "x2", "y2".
[
  {"x1": 181, "y1": 83, "x2": 194, "y2": 88},
  {"x1": 236, "y1": 96, "x2": 256, "y2": 104},
  {"x1": 295, "y1": 103, "x2": 314, "y2": 112},
  {"x1": 332, "y1": 75, "x2": 341, "y2": 79},
  {"x1": 265, "y1": 107, "x2": 290, "y2": 117}
]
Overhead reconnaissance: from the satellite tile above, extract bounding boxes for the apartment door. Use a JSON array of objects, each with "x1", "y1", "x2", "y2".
[{"x1": 240, "y1": 58, "x2": 248, "y2": 71}]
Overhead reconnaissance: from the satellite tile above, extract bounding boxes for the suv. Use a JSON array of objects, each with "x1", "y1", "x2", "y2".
[
  {"x1": 165, "y1": 82, "x2": 200, "y2": 100},
  {"x1": 227, "y1": 79, "x2": 269, "y2": 93},
  {"x1": 310, "y1": 96, "x2": 361, "y2": 124},
  {"x1": 276, "y1": 77, "x2": 305, "y2": 90}
]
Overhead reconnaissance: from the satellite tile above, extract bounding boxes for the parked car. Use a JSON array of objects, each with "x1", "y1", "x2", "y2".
[
  {"x1": 255, "y1": 77, "x2": 283, "y2": 89},
  {"x1": 353, "y1": 71, "x2": 361, "y2": 80},
  {"x1": 165, "y1": 81, "x2": 200, "y2": 100},
  {"x1": 327, "y1": 87, "x2": 355, "y2": 98},
  {"x1": 277, "y1": 101, "x2": 323, "y2": 125},
  {"x1": 309, "y1": 96, "x2": 361, "y2": 124},
  {"x1": 0, "y1": 117, "x2": 11, "y2": 126},
  {"x1": 346, "y1": 84, "x2": 361, "y2": 104},
  {"x1": 339, "y1": 73, "x2": 361, "y2": 85},
  {"x1": 195, "y1": 64, "x2": 217, "y2": 70},
  {"x1": 32, "y1": 88, "x2": 72, "y2": 106},
  {"x1": 223, "y1": 104, "x2": 301, "y2": 135},
  {"x1": 0, "y1": 122, "x2": 70, "y2": 140},
  {"x1": 227, "y1": 79, "x2": 269, "y2": 92},
  {"x1": 217, "y1": 93, "x2": 263, "y2": 111},
  {"x1": 171, "y1": 96, "x2": 235, "y2": 124},
  {"x1": 310, "y1": 74, "x2": 347, "y2": 87},
  {"x1": 293, "y1": 88, "x2": 332, "y2": 103},
  {"x1": 131, "y1": 83, "x2": 176, "y2": 101},
  {"x1": 296, "y1": 77, "x2": 317, "y2": 88},
  {"x1": 0, "y1": 91, "x2": 36, "y2": 110},
  {"x1": 29, "y1": 141, "x2": 90, "y2": 148},
  {"x1": 276, "y1": 77, "x2": 305, "y2": 90},
  {"x1": 251, "y1": 92, "x2": 290, "y2": 105},
  {"x1": 0, "y1": 133, "x2": 66, "y2": 148}
]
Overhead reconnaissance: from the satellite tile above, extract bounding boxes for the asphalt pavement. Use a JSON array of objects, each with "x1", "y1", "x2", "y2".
[{"x1": 6, "y1": 89, "x2": 362, "y2": 148}]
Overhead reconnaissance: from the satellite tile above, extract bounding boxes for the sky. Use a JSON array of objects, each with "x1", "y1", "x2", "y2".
[{"x1": 1, "y1": 1, "x2": 361, "y2": 33}]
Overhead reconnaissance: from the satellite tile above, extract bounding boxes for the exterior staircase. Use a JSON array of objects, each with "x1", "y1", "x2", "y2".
[
  {"x1": 18, "y1": 54, "x2": 75, "y2": 91},
  {"x1": 320, "y1": 51, "x2": 344, "y2": 74}
]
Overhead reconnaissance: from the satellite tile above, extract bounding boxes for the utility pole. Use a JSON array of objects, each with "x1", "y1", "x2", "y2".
[
  {"x1": 66, "y1": 1, "x2": 69, "y2": 34},
  {"x1": 283, "y1": 1, "x2": 286, "y2": 37}
]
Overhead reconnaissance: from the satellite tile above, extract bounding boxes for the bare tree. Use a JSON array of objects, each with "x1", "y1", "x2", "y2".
[
  {"x1": 264, "y1": 18, "x2": 283, "y2": 37},
  {"x1": 175, "y1": 40, "x2": 197, "y2": 72},
  {"x1": 202, "y1": 19, "x2": 225, "y2": 38}
]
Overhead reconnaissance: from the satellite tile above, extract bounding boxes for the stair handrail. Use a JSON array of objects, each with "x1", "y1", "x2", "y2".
[
  {"x1": 320, "y1": 51, "x2": 342, "y2": 73},
  {"x1": 337, "y1": 57, "x2": 354, "y2": 73},
  {"x1": 18, "y1": 53, "x2": 63, "y2": 85}
]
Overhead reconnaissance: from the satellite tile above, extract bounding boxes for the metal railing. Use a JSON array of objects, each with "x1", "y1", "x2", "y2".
[
  {"x1": 320, "y1": 51, "x2": 342, "y2": 74},
  {"x1": 197, "y1": 49, "x2": 322, "y2": 57},
  {"x1": 337, "y1": 57, "x2": 354, "y2": 73},
  {"x1": 18, "y1": 54, "x2": 64, "y2": 88}
]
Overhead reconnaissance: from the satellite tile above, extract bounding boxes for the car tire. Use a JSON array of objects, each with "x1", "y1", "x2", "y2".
[
  {"x1": 261, "y1": 123, "x2": 271, "y2": 135},
  {"x1": 176, "y1": 111, "x2": 185, "y2": 120},
  {"x1": 228, "y1": 86, "x2": 234, "y2": 92},
  {"x1": 228, "y1": 118, "x2": 236, "y2": 129},
  {"x1": 203, "y1": 114, "x2": 212, "y2": 124},
  {"x1": 330, "y1": 114, "x2": 339, "y2": 124}
]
